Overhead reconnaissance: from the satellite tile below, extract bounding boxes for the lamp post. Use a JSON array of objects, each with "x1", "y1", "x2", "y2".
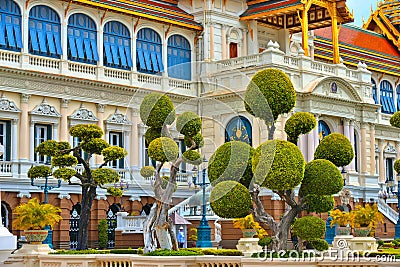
[
  {"x1": 196, "y1": 157, "x2": 212, "y2": 248},
  {"x1": 395, "y1": 174, "x2": 400, "y2": 239},
  {"x1": 31, "y1": 175, "x2": 61, "y2": 248}
]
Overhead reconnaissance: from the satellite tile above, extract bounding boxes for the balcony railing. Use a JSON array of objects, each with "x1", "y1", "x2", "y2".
[
  {"x1": 116, "y1": 212, "x2": 146, "y2": 233},
  {"x1": 0, "y1": 161, "x2": 12, "y2": 176}
]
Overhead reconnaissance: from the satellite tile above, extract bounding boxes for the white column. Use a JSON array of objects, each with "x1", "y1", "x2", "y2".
[
  {"x1": 162, "y1": 26, "x2": 168, "y2": 77},
  {"x1": 29, "y1": 121, "x2": 35, "y2": 161},
  {"x1": 379, "y1": 139, "x2": 385, "y2": 183},
  {"x1": 105, "y1": 130, "x2": 110, "y2": 143},
  {"x1": 98, "y1": 28, "x2": 104, "y2": 67},
  {"x1": 299, "y1": 134, "x2": 308, "y2": 161},
  {"x1": 53, "y1": 123, "x2": 59, "y2": 141},
  {"x1": 313, "y1": 115, "x2": 320, "y2": 153},
  {"x1": 307, "y1": 132, "x2": 314, "y2": 162},
  {"x1": 360, "y1": 123, "x2": 367, "y2": 174},
  {"x1": 370, "y1": 123, "x2": 376, "y2": 175},
  {"x1": 343, "y1": 119, "x2": 350, "y2": 139},
  {"x1": 12, "y1": 119, "x2": 18, "y2": 161},
  {"x1": 131, "y1": 108, "x2": 139, "y2": 168},
  {"x1": 22, "y1": 9, "x2": 29, "y2": 54},
  {"x1": 131, "y1": 20, "x2": 137, "y2": 72},
  {"x1": 61, "y1": 18, "x2": 68, "y2": 61},
  {"x1": 124, "y1": 131, "x2": 130, "y2": 168},
  {"x1": 349, "y1": 120, "x2": 355, "y2": 171}
]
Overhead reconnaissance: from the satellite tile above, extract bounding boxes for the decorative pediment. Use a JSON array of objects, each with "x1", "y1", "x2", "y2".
[
  {"x1": 384, "y1": 143, "x2": 397, "y2": 154},
  {"x1": 106, "y1": 109, "x2": 131, "y2": 125},
  {"x1": 30, "y1": 98, "x2": 61, "y2": 117},
  {"x1": 0, "y1": 94, "x2": 21, "y2": 113},
  {"x1": 68, "y1": 104, "x2": 98, "y2": 122},
  {"x1": 305, "y1": 77, "x2": 363, "y2": 102}
]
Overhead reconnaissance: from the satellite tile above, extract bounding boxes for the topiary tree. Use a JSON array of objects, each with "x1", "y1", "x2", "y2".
[
  {"x1": 139, "y1": 93, "x2": 204, "y2": 253},
  {"x1": 209, "y1": 67, "x2": 353, "y2": 251},
  {"x1": 314, "y1": 132, "x2": 354, "y2": 168},
  {"x1": 28, "y1": 124, "x2": 127, "y2": 250},
  {"x1": 292, "y1": 216, "x2": 326, "y2": 241}
]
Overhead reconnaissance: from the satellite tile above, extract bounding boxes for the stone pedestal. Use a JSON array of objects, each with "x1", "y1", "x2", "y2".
[
  {"x1": 348, "y1": 237, "x2": 378, "y2": 252},
  {"x1": 333, "y1": 235, "x2": 353, "y2": 249},
  {"x1": 13, "y1": 244, "x2": 54, "y2": 255},
  {"x1": 0, "y1": 226, "x2": 17, "y2": 262},
  {"x1": 236, "y1": 238, "x2": 262, "y2": 257}
]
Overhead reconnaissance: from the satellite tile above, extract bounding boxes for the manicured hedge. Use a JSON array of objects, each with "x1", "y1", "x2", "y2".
[
  {"x1": 148, "y1": 137, "x2": 179, "y2": 162},
  {"x1": 292, "y1": 216, "x2": 326, "y2": 241},
  {"x1": 314, "y1": 133, "x2": 354, "y2": 167},
  {"x1": 305, "y1": 194, "x2": 335, "y2": 213},
  {"x1": 176, "y1": 111, "x2": 201, "y2": 137},
  {"x1": 140, "y1": 93, "x2": 175, "y2": 128},
  {"x1": 390, "y1": 111, "x2": 400, "y2": 128},
  {"x1": 284, "y1": 112, "x2": 316, "y2": 143}
]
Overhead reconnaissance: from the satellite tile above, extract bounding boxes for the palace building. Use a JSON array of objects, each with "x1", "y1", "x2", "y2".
[{"x1": 0, "y1": 0, "x2": 399, "y2": 249}]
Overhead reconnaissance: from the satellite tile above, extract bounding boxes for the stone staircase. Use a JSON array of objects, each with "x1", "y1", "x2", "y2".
[{"x1": 377, "y1": 198, "x2": 399, "y2": 224}]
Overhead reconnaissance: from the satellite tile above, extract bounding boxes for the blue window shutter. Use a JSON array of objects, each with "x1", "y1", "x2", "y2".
[
  {"x1": 124, "y1": 46, "x2": 133, "y2": 67},
  {"x1": 104, "y1": 42, "x2": 113, "y2": 64},
  {"x1": 143, "y1": 50, "x2": 152, "y2": 71},
  {"x1": 53, "y1": 30, "x2": 62, "y2": 55},
  {"x1": 397, "y1": 96, "x2": 400, "y2": 110},
  {"x1": 75, "y1": 35, "x2": 85, "y2": 59},
  {"x1": 111, "y1": 44, "x2": 119, "y2": 65},
  {"x1": 118, "y1": 45, "x2": 127, "y2": 67},
  {"x1": 90, "y1": 39, "x2": 99, "y2": 61},
  {"x1": 68, "y1": 35, "x2": 77, "y2": 57},
  {"x1": 137, "y1": 50, "x2": 146, "y2": 70},
  {"x1": 150, "y1": 52, "x2": 159, "y2": 72},
  {"x1": 0, "y1": 23, "x2": 7, "y2": 46},
  {"x1": 29, "y1": 28, "x2": 39, "y2": 52},
  {"x1": 46, "y1": 32, "x2": 56, "y2": 54},
  {"x1": 382, "y1": 96, "x2": 389, "y2": 113},
  {"x1": 156, "y1": 53, "x2": 164, "y2": 72},
  {"x1": 83, "y1": 38, "x2": 93, "y2": 60},
  {"x1": 13, "y1": 24, "x2": 22, "y2": 48},
  {"x1": 37, "y1": 29, "x2": 47, "y2": 53},
  {"x1": 5, "y1": 24, "x2": 15, "y2": 47},
  {"x1": 389, "y1": 97, "x2": 396, "y2": 113}
]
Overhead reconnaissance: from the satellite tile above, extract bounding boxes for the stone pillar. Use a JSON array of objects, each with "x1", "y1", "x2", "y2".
[
  {"x1": 124, "y1": 130, "x2": 130, "y2": 170},
  {"x1": 242, "y1": 28, "x2": 247, "y2": 57},
  {"x1": 313, "y1": 114, "x2": 320, "y2": 153},
  {"x1": 29, "y1": 121, "x2": 35, "y2": 162},
  {"x1": 343, "y1": 118, "x2": 350, "y2": 140},
  {"x1": 53, "y1": 123, "x2": 59, "y2": 141},
  {"x1": 369, "y1": 123, "x2": 376, "y2": 175},
  {"x1": 19, "y1": 94, "x2": 30, "y2": 161},
  {"x1": 349, "y1": 120, "x2": 355, "y2": 171},
  {"x1": 281, "y1": 113, "x2": 288, "y2": 141},
  {"x1": 210, "y1": 23, "x2": 215, "y2": 60},
  {"x1": 378, "y1": 139, "x2": 385, "y2": 183},
  {"x1": 213, "y1": 115, "x2": 223, "y2": 148},
  {"x1": 61, "y1": 18, "x2": 68, "y2": 61},
  {"x1": 307, "y1": 132, "x2": 314, "y2": 162},
  {"x1": 360, "y1": 123, "x2": 367, "y2": 174},
  {"x1": 299, "y1": 134, "x2": 308, "y2": 162},
  {"x1": 131, "y1": 108, "x2": 139, "y2": 168},
  {"x1": 221, "y1": 25, "x2": 227, "y2": 59},
  {"x1": 252, "y1": 118, "x2": 260, "y2": 148},
  {"x1": 60, "y1": 99, "x2": 70, "y2": 141},
  {"x1": 96, "y1": 104, "x2": 106, "y2": 165},
  {"x1": 11, "y1": 119, "x2": 18, "y2": 161}
]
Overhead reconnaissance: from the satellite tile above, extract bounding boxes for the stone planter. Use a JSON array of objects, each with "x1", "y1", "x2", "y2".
[
  {"x1": 242, "y1": 229, "x2": 256, "y2": 238},
  {"x1": 353, "y1": 227, "x2": 370, "y2": 237},
  {"x1": 337, "y1": 226, "x2": 351, "y2": 235},
  {"x1": 24, "y1": 230, "x2": 48, "y2": 244}
]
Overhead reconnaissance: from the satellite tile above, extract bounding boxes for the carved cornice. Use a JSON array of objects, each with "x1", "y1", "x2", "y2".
[
  {"x1": 0, "y1": 94, "x2": 21, "y2": 113},
  {"x1": 29, "y1": 98, "x2": 61, "y2": 117},
  {"x1": 106, "y1": 109, "x2": 132, "y2": 125},
  {"x1": 68, "y1": 104, "x2": 98, "y2": 122}
]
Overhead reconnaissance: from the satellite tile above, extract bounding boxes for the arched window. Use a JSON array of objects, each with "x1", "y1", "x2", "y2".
[
  {"x1": 372, "y1": 79, "x2": 378, "y2": 104},
  {"x1": 29, "y1": 5, "x2": 61, "y2": 57},
  {"x1": 103, "y1": 21, "x2": 132, "y2": 69},
  {"x1": 380, "y1": 80, "x2": 396, "y2": 114},
  {"x1": 136, "y1": 28, "x2": 163, "y2": 74},
  {"x1": 396, "y1": 84, "x2": 400, "y2": 111},
  {"x1": 0, "y1": 0, "x2": 22, "y2": 51},
  {"x1": 318, "y1": 120, "x2": 330, "y2": 141},
  {"x1": 67, "y1": 13, "x2": 99, "y2": 64},
  {"x1": 167, "y1": 35, "x2": 191, "y2": 80},
  {"x1": 225, "y1": 116, "x2": 252, "y2": 145}
]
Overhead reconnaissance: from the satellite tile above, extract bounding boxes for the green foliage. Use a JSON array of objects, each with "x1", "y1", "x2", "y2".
[
  {"x1": 182, "y1": 150, "x2": 202, "y2": 165},
  {"x1": 145, "y1": 249, "x2": 204, "y2": 256},
  {"x1": 98, "y1": 219, "x2": 108, "y2": 249},
  {"x1": 53, "y1": 167, "x2": 76, "y2": 181},
  {"x1": 176, "y1": 111, "x2": 201, "y2": 137},
  {"x1": 378, "y1": 239, "x2": 384, "y2": 248},
  {"x1": 140, "y1": 93, "x2": 175, "y2": 128},
  {"x1": 82, "y1": 138, "x2": 109, "y2": 154},
  {"x1": 395, "y1": 159, "x2": 400, "y2": 174},
  {"x1": 51, "y1": 154, "x2": 78, "y2": 167},
  {"x1": 309, "y1": 239, "x2": 329, "y2": 251},
  {"x1": 208, "y1": 141, "x2": 254, "y2": 187},
  {"x1": 27, "y1": 165, "x2": 52, "y2": 179},
  {"x1": 210, "y1": 181, "x2": 251, "y2": 219},
  {"x1": 102, "y1": 146, "x2": 127, "y2": 162},
  {"x1": 244, "y1": 68, "x2": 296, "y2": 122},
  {"x1": 184, "y1": 133, "x2": 204, "y2": 149},
  {"x1": 258, "y1": 237, "x2": 273, "y2": 247},
  {"x1": 92, "y1": 168, "x2": 120, "y2": 185},
  {"x1": 107, "y1": 187, "x2": 123, "y2": 197},
  {"x1": 110, "y1": 248, "x2": 143, "y2": 254},
  {"x1": 51, "y1": 249, "x2": 110, "y2": 254},
  {"x1": 57, "y1": 141, "x2": 71, "y2": 152},
  {"x1": 292, "y1": 216, "x2": 326, "y2": 241},
  {"x1": 284, "y1": 112, "x2": 316, "y2": 143},
  {"x1": 305, "y1": 194, "x2": 335, "y2": 213},
  {"x1": 70, "y1": 124, "x2": 103, "y2": 140},
  {"x1": 35, "y1": 140, "x2": 59, "y2": 156},
  {"x1": 252, "y1": 140, "x2": 305, "y2": 190},
  {"x1": 390, "y1": 111, "x2": 400, "y2": 128},
  {"x1": 148, "y1": 137, "x2": 179, "y2": 162},
  {"x1": 12, "y1": 198, "x2": 62, "y2": 230},
  {"x1": 144, "y1": 127, "x2": 167, "y2": 146},
  {"x1": 300, "y1": 159, "x2": 343, "y2": 196},
  {"x1": 198, "y1": 248, "x2": 243, "y2": 256},
  {"x1": 314, "y1": 133, "x2": 354, "y2": 167},
  {"x1": 160, "y1": 176, "x2": 177, "y2": 191},
  {"x1": 140, "y1": 166, "x2": 155, "y2": 178}
]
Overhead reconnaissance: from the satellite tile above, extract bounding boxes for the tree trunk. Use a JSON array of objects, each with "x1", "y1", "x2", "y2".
[
  {"x1": 77, "y1": 184, "x2": 97, "y2": 250},
  {"x1": 271, "y1": 206, "x2": 298, "y2": 251},
  {"x1": 268, "y1": 123, "x2": 276, "y2": 140}
]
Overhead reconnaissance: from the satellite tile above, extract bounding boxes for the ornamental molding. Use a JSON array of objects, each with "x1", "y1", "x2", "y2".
[
  {"x1": 0, "y1": 94, "x2": 21, "y2": 113},
  {"x1": 68, "y1": 104, "x2": 98, "y2": 122},
  {"x1": 29, "y1": 98, "x2": 61, "y2": 117},
  {"x1": 105, "y1": 109, "x2": 132, "y2": 126},
  {"x1": 384, "y1": 143, "x2": 397, "y2": 154}
]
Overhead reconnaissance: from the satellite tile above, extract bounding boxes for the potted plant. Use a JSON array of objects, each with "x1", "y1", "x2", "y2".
[
  {"x1": 350, "y1": 204, "x2": 383, "y2": 237},
  {"x1": 187, "y1": 228, "x2": 197, "y2": 247},
  {"x1": 330, "y1": 209, "x2": 352, "y2": 235},
  {"x1": 233, "y1": 214, "x2": 265, "y2": 238},
  {"x1": 12, "y1": 198, "x2": 62, "y2": 244}
]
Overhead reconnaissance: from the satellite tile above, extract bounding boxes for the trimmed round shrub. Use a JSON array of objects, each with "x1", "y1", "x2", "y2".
[
  {"x1": 182, "y1": 150, "x2": 202, "y2": 165},
  {"x1": 148, "y1": 137, "x2": 179, "y2": 162},
  {"x1": 300, "y1": 159, "x2": 343, "y2": 196},
  {"x1": 53, "y1": 168, "x2": 76, "y2": 181},
  {"x1": 184, "y1": 133, "x2": 204, "y2": 149},
  {"x1": 309, "y1": 239, "x2": 329, "y2": 252},
  {"x1": 176, "y1": 111, "x2": 201, "y2": 137},
  {"x1": 144, "y1": 127, "x2": 167, "y2": 146},
  {"x1": 81, "y1": 138, "x2": 110, "y2": 155},
  {"x1": 57, "y1": 141, "x2": 71, "y2": 154},
  {"x1": 107, "y1": 187, "x2": 123, "y2": 197},
  {"x1": 284, "y1": 112, "x2": 316, "y2": 143},
  {"x1": 35, "y1": 140, "x2": 59, "y2": 156},
  {"x1": 51, "y1": 154, "x2": 78, "y2": 167},
  {"x1": 70, "y1": 124, "x2": 103, "y2": 140},
  {"x1": 208, "y1": 141, "x2": 254, "y2": 187},
  {"x1": 305, "y1": 194, "x2": 335, "y2": 213},
  {"x1": 252, "y1": 140, "x2": 305, "y2": 190},
  {"x1": 140, "y1": 93, "x2": 175, "y2": 128},
  {"x1": 28, "y1": 165, "x2": 52, "y2": 179},
  {"x1": 140, "y1": 166, "x2": 155, "y2": 178},
  {"x1": 292, "y1": 216, "x2": 326, "y2": 241},
  {"x1": 258, "y1": 237, "x2": 273, "y2": 247},
  {"x1": 395, "y1": 159, "x2": 400, "y2": 175},
  {"x1": 210, "y1": 181, "x2": 251, "y2": 219},
  {"x1": 314, "y1": 133, "x2": 354, "y2": 167},
  {"x1": 390, "y1": 111, "x2": 400, "y2": 128},
  {"x1": 244, "y1": 68, "x2": 296, "y2": 122},
  {"x1": 102, "y1": 146, "x2": 128, "y2": 162},
  {"x1": 92, "y1": 168, "x2": 120, "y2": 184}
]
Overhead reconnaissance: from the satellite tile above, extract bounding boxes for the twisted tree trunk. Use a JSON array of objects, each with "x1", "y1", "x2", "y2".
[{"x1": 77, "y1": 184, "x2": 96, "y2": 250}]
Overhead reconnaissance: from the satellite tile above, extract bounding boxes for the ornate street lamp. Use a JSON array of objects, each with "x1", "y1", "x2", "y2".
[
  {"x1": 196, "y1": 157, "x2": 212, "y2": 248},
  {"x1": 395, "y1": 174, "x2": 400, "y2": 239}
]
